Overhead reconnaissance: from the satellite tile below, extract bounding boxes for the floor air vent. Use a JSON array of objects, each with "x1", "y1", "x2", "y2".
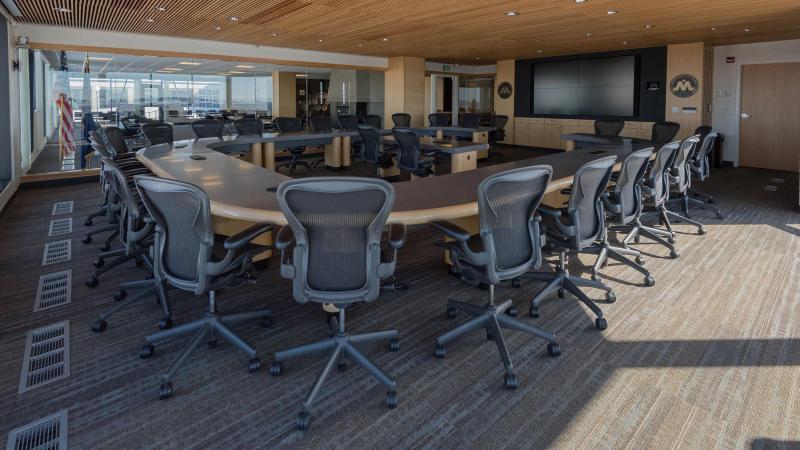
[
  {"x1": 18, "y1": 321, "x2": 70, "y2": 393},
  {"x1": 48, "y1": 218, "x2": 72, "y2": 237},
  {"x1": 34, "y1": 271, "x2": 72, "y2": 312},
  {"x1": 51, "y1": 201, "x2": 73, "y2": 216},
  {"x1": 42, "y1": 240, "x2": 71, "y2": 266},
  {"x1": 5, "y1": 409, "x2": 68, "y2": 450}
]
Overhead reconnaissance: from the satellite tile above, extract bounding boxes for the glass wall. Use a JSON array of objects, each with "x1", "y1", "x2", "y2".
[
  {"x1": 26, "y1": 50, "x2": 385, "y2": 174},
  {"x1": 458, "y1": 77, "x2": 494, "y2": 113}
]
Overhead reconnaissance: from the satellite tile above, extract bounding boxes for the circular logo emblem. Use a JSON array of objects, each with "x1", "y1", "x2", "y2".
[
  {"x1": 497, "y1": 82, "x2": 513, "y2": 99},
  {"x1": 669, "y1": 74, "x2": 698, "y2": 98}
]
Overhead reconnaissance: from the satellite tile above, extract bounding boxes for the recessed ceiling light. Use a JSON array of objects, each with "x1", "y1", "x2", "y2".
[
  {"x1": 710, "y1": 27, "x2": 717, "y2": 31},
  {"x1": 154, "y1": 5, "x2": 166, "y2": 11},
  {"x1": 227, "y1": 16, "x2": 239, "y2": 22},
  {"x1": 214, "y1": 26, "x2": 222, "y2": 31},
  {"x1": 271, "y1": 32, "x2": 278, "y2": 36},
  {"x1": 88, "y1": 57, "x2": 112, "y2": 61},
  {"x1": 585, "y1": 32, "x2": 592, "y2": 37},
  {"x1": 235, "y1": 65, "x2": 254, "y2": 68},
  {"x1": 382, "y1": 38, "x2": 389, "y2": 42},
  {"x1": 161, "y1": 68, "x2": 182, "y2": 71},
  {"x1": 145, "y1": 17, "x2": 154, "y2": 22},
  {"x1": 606, "y1": 10, "x2": 618, "y2": 15},
  {"x1": 475, "y1": 57, "x2": 480, "y2": 60},
  {"x1": 574, "y1": 0, "x2": 587, "y2": 3},
  {"x1": 744, "y1": 27, "x2": 751, "y2": 32},
  {"x1": 178, "y1": 61, "x2": 201, "y2": 65},
  {"x1": 53, "y1": 6, "x2": 71, "y2": 13},
  {"x1": 622, "y1": 41, "x2": 628, "y2": 45},
  {"x1": 504, "y1": 10, "x2": 519, "y2": 16},
  {"x1": 644, "y1": 24, "x2": 654, "y2": 29},
  {"x1": 357, "y1": 43, "x2": 363, "y2": 47},
  {"x1": 537, "y1": 50, "x2": 543, "y2": 53},
  {"x1": 318, "y1": 39, "x2": 323, "y2": 42},
  {"x1": 229, "y1": 71, "x2": 246, "y2": 74}
]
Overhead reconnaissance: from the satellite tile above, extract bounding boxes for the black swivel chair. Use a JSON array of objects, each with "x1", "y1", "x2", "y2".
[
  {"x1": 234, "y1": 117, "x2": 264, "y2": 136},
  {"x1": 651, "y1": 121, "x2": 681, "y2": 145},
  {"x1": 461, "y1": 112, "x2": 481, "y2": 128},
  {"x1": 686, "y1": 131, "x2": 723, "y2": 219},
  {"x1": 594, "y1": 119, "x2": 625, "y2": 137},
  {"x1": 488, "y1": 115, "x2": 509, "y2": 159},
  {"x1": 392, "y1": 127, "x2": 435, "y2": 178},
  {"x1": 528, "y1": 156, "x2": 618, "y2": 326},
  {"x1": 364, "y1": 114, "x2": 382, "y2": 129},
  {"x1": 269, "y1": 177, "x2": 406, "y2": 431},
  {"x1": 428, "y1": 113, "x2": 450, "y2": 126},
  {"x1": 430, "y1": 166, "x2": 561, "y2": 389},
  {"x1": 357, "y1": 125, "x2": 393, "y2": 177},
  {"x1": 140, "y1": 122, "x2": 174, "y2": 146},
  {"x1": 665, "y1": 135, "x2": 706, "y2": 235},
  {"x1": 274, "y1": 116, "x2": 315, "y2": 173},
  {"x1": 391, "y1": 113, "x2": 411, "y2": 127},
  {"x1": 134, "y1": 176, "x2": 273, "y2": 400},
  {"x1": 192, "y1": 119, "x2": 224, "y2": 140}
]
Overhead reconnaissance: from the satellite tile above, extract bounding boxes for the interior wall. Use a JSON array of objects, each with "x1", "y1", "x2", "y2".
[
  {"x1": 665, "y1": 42, "x2": 705, "y2": 140},
  {"x1": 494, "y1": 59, "x2": 515, "y2": 144},
  {"x1": 0, "y1": 11, "x2": 21, "y2": 214},
  {"x1": 711, "y1": 38, "x2": 800, "y2": 165},
  {"x1": 385, "y1": 56, "x2": 425, "y2": 127}
]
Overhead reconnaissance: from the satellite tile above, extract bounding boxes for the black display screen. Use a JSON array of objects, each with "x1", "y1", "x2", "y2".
[{"x1": 532, "y1": 55, "x2": 637, "y2": 117}]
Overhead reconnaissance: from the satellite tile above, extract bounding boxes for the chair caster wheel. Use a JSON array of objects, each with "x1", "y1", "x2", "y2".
[
  {"x1": 446, "y1": 306, "x2": 457, "y2": 319},
  {"x1": 270, "y1": 361, "x2": 283, "y2": 376},
  {"x1": 386, "y1": 390, "x2": 398, "y2": 409},
  {"x1": 140, "y1": 344, "x2": 154, "y2": 358},
  {"x1": 114, "y1": 290, "x2": 127, "y2": 301},
  {"x1": 698, "y1": 228, "x2": 706, "y2": 235},
  {"x1": 296, "y1": 412, "x2": 311, "y2": 431},
  {"x1": 158, "y1": 318, "x2": 172, "y2": 330},
  {"x1": 92, "y1": 259, "x2": 104, "y2": 268},
  {"x1": 82, "y1": 235, "x2": 92, "y2": 244},
  {"x1": 100, "y1": 243, "x2": 112, "y2": 252},
  {"x1": 634, "y1": 236, "x2": 641, "y2": 244},
  {"x1": 434, "y1": 344, "x2": 446, "y2": 359},
  {"x1": 337, "y1": 362, "x2": 347, "y2": 372},
  {"x1": 159, "y1": 382, "x2": 172, "y2": 400},
  {"x1": 512, "y1": 278, "x2": 521, "y2": 288},
  {"x1": 85, "y1": 219, "x2": 93, "y2": 226},
  {"x1": 486, "y1": 332, "x2": 494, "y2": 341},
  {"x1": 595, "y1": 317, "x2": 608, "y2": 330},
  {"x1": 547, "y1": 342, "x2": 561, "y2": 357},
  {"x1": 91, "y1": 320, "x2": 107, "y2": 333},
  {"x1": 86, "y1": 277, "x2": 99, "y2": 288},
  {"x1": 668, "y1": 237, "x2": 676, "y2": 244},
  {"x1": 670, "y1": 251, "x2": 680, "y2": 259},
  {"x1": 388, "y1": 338, "x2": 400, "y2": 352},
  {"x1": 248, "y1": 358, "x2": 261, "y2": 373},
  {"x1": 635, "y1": 256, "x2": 645, "y2": 265},
  {"x1": 605, "y1": 292, "x2": 616, "y2": 303},
  {"x1": 260, "y1": 317, "x2": 274, "y2": 328},
  {"x1": 529, "y1": 307, "x2": 540, "y2": 318},
  {"x1": 557, "y1": 288, "x2": 565, "y2": 298},
  {"x1": 208, "y1": 339, "x2": 218, "y2": 349},
  {"x1": 505, "y1": 306, "x2": 518, "y2": 317},
  {"x1": 504, "y1": 373, "x2": 518, "y2": 390},
  {"x1": 644, "y1": 276, "x2": 655, "y2": 287}
]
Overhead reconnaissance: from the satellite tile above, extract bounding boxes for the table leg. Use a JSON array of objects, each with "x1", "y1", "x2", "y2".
[
  {"x1": 325, "y1": 137, "x2": 342, "y2": 170},
  {"x1": 450, "y1": 151, "x2": 477, "y2": 173},
  {"x1": 473, "y1": 131, "x2": 489, "y2": 159},
  {"x1": 565, "y1": 140, "x2": 576, "y2": 152},
  {"x1": 251, "y1": 142, "x2": 263, "y2": 167},
  {"x1": 342, "y1": 136, "x2": 352, "y2": 168},
  {"x1": 379, "y1": 156, "x2": 401, "y2": 178},
  {"x1": 436, "y1": 129, "x2": 444, "y2": 140},
  {"x1": 263, "y1": 142, "x2": 276, "y2": 170}
]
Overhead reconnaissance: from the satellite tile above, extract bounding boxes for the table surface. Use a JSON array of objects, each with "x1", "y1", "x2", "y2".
[
  {"x1": 561, "y1": 133, "x2": 654, "y2": 147},
  {"x1": 137, "y1": 138, "x2": 654, "y2": 226}
]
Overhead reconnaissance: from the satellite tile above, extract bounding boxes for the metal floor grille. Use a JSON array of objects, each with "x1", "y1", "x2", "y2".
[
  {"x1": 18, "y1": 321, "x2": 70, "y2": 393},
  {"x1": 5, "y1": 409, "x2": 68, "y2": 450},
  {"x1": 34, "y1": 271, "x2": 72, "y2": 312},
  {"x1": 48, "y1": 219, "x2": 72, "y2": 237},
  {"x1": 51, "y1": 201, "x2": 73, "y2": 216},
  {"x1": 42, "y1": 240, "x2": 71, "y2": 266}
]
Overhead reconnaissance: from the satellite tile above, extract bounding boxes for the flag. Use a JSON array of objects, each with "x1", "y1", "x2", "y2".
[{"x1": 55, "y1": 51, "x2": 75, "y2": 158}]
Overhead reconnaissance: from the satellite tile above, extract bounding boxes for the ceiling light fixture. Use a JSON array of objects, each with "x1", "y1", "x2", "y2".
[
  {"x1": 145, "y1": 17, "x2": 154, "y2": 22},
  {"x1": 744, "y1": 27, "x2": 751, "y2": 32},
  {"x1": 574, "y1": 0, "x2": 587, "y2": 3},
  {"x1": 53, "y1": 6, "x2": 71, "y2": 13},
  {"x1": 227, "y1": 16, "x2": 239, "y2": 22},
  {"x1": 622, "y1": 41, "x2": 628, "y2": 45},
  {"x1": 475, "y1": 57, "x2": 480, "y2": 60},
  {"x1": 357, "y1": 43, "x2": 363, "y2": 47},
  {"x1": 235, "y1": 65, "x2": 254, "y2": 68},
  {"x1": 382, "y1": 38, "x2": 389, "y2": 42},
  {"x1": 606, "y1": 10, "x2": 617, "y2": 15},
  {"x1": 88, "y1": 57, "x2": 112, "y2": 61},
  {"x1": 154, "y1": 5, "x2": 166, "y2": 11},
  {"x1": 537, "y1": 50, "x2": 543, "y2": 53},
  {"x1": 710, "y1": 27, "x2": 717, "y2": 31},
  {"x1": 271, "y1": 32, "x2": 278, "y2": 36},
  {"x1": 585, "y1": 32, "x2": 592, "y2": 37},
  {"x1": 229, "y1": 71, "x2": 246, "y2": 74},
  {"x1": 318, "y1": 39, "x2": 323, "y2": 42},
  {"x1": 644, "y1": 24, "x2": 654, "y2": 29},
  {"x1": 178, "y1": 61, "x2": 201, "y2": 65},
  {"x1": 214, "y1": 26, "x2": 222, "y2": 30},
  {"x1": 161, "y1": 68, "x2": 182, "y2": 71},
  {"x1": 504, "y1": 11, "x2": 519, "y2": 16}
]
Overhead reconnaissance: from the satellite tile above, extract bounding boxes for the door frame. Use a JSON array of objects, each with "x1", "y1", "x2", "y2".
[
  {"x1": 734, "y1": 58, "x2": 800, "y2": 167},
  {"x1": 429, "y1": 74, "x2": 459, "y2": 126}
]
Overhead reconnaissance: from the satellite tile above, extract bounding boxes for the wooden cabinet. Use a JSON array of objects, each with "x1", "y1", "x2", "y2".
[{"x1": 512, "y1": 118, "x2": 656, "y2": 151}]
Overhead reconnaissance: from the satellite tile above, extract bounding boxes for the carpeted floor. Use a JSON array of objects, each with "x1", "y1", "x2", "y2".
[{"x1": 1, "y1": 149, "x2": 799, "y2": 449}]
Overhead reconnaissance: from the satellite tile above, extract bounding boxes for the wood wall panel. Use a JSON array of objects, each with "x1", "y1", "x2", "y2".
[
  {"x1": 385, "y1": 56, "x2": 425, "y2": 127},
  {"x1": 665, "y1": 42, "x2": 705, "y2": 140},
  {"x1": 493, "y1": 59, "x2": 515, "y2": 144}
]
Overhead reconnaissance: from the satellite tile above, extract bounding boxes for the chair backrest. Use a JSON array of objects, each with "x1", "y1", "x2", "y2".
[
  {"x1": 102, "y1": 126, "x2": 130, "y2": 156},
  {"x1": 391, "y1": 113, "x2": 411, "y2": 127},
  {"x1": 234, "y1": 118, "x2": 264, "y2": 136},
  {"x1": 651, "y1": 121, "x2": 680, "y2": 144},
  {"x1": 461, "y1": 112, "x2": 481, "y2": 128},
  {"x1": 357, "y1": 125, "x2": 381, "y2": 164},
  {"x1": 693, "y1": 131, "x2": 719, "y2": 180},
  {"x1": 192, "y1": 119, "x2": 224, "y2": 139},
  {"x1": 694, "y1": 125, "x2": 712, "y2": 141},
  {"x1": 364, "y1": 114, "x2": 382, "y2": 129},
  {"x1": 566, "y1": 155, "x2": 617, "y2": 248},
  {"x1": 134, "y1": 175, "x2": 215, "y2": 294},
  {"x1": 477, "y1": 165, "x2": 552, "y2": 283},
  {"x1": 276, "y1": 177, "x2": 395, "y2": 304},
  {"x1": 90, "y1": 131, "x2": 111, "y2": 158},
  {"x1": 494, "y1": 115, "x2": 509, "y2": 130},
  {"x1": 309, "y1": 115, "x2": 333, "y2": 133},
  {"x1": 646, "y1": 141, "x2": 680, "y2": 206},
  {"x1": 670, "y1": 134, "x2": 700, "y2": 192},
  {"x1": 611, "y1": 147, "x2": 654, "y2": 221},
  {"x1": 428, "y1": 113, "x2": 450, "y2": 126},
  {"x1": 594, "y1": 119, "x2": 624, "y2": 137},
  {"x1": 103, "y1": 158, "x2": 146, "y2": 249},
  {"x1": 274, "y1": 116, "x2": 303, "y2": 133},
  {"x1": 140, "y1": 122, "x2": 173, "y2": 146},
  {"x1": 339, "y1": 114, "x2": 358, "y2": 131},
  {"x1": 392, "y1": 127, "x2": 422, "y2": 171}
]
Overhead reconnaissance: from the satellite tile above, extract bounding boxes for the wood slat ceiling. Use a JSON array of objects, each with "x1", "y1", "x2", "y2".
[{"x1": 12, "y1": 0, "x2": 800, "y2": 63}]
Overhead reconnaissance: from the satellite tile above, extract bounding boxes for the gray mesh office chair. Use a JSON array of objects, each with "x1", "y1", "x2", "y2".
[
  {"x1": 686, "y1": 131, "x2": 723, "y2": 219},
  {"x1": 391, "y1": 113, "x2": 411, "y2": 127},
  {"x1": 140, "y1": 122, "x2": 174, "y2": 146},
  {"x1": 364, "y1": 114, "x2": 382, "y2": 128},
  {"x1": 275, "y1": 116, "x2": 320, "y2": 173},
  {"x1": 651, "y1": 121, "x2": 680, "y2": 145},
  {"x1": 595, "y1": 119, "x2": 624, "y2": 137},
  {"x1": 338, "y1": 114, "x2": 357, "y2": 130},
  {"x1": 234, "y1": 117, "x2": 264, "y2": 136},
  {"x1": 134, "y1": 176, "x2": 273, "y2": 400},
  {"x1": 357, "y1": 125, "x2": 393, "y2": 176},
  {"x1": 527, "y1": 156, "x2": 617, "y2": 327},
  {"x1": 429, "y1": 113, "x2": 450, "y2": 126},
  {"x1": 309, "y1": 115, "x2": 332, "y2": 133},
  {"x1": 665, "y1": 135, "x2": 706, "y2": 234},
  {"x1": 461, "y1": 112, "x2": 481, "y2": 128},
  {"x1": 430, "y1": 166, "x2": 561, "y2": 390},
  {"x1": 269, "y1": 177, "x2": 406, "y2": 431},
  {"x1": 392, "y1": 127, "x2": 435, "y2": 178},
  {"x1": 595, "y1": 147, "x2": 657, "y2": 285},
  {"x1": 192, "y1": 119, "x2": 224, "y2": 139}
]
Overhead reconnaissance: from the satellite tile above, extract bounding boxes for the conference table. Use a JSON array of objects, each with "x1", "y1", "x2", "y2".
[{"x1": 561, "y1": 133, "x2": 654, "y2": 152}]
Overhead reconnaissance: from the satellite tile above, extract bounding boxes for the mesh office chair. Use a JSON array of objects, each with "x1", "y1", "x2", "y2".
[
  {"x1": 275, "y1": 116, "x2": 317, "y2": 173},
  {"x1": 430, "y1": 166, "x2": 561, "y2": 389},
  {"x1": 594, "y1": 119, "x2": 625, "y2": 137},
  {"x1": 391, "y1": 113, "x2": 411, "y2": 127},
  {"x1": 364, "y1": 114, "x2": 382, "y2": 128},
  {"x1": 140, "y1": 122, "x2": 174, "y2": 146},
  {"x1": 134, "y1": 176, "x2": 273, "y2": 400},
  {"x1": 651, "y1": 121, "x2": 680, "y2": 145},
  {"x1": 192, "y1": 119, "x2": 224, "y2": 139},
  {"x1": 694, "y1": 125, "x2": 712, "y2": 141},
  {"x1": 234, "y1": 117, "x2": 264, "y2": 136},
  {"x1": 461, "y1": 112, "x2": 481, "y2": 128},
  {"x1": 623, "y1": 141, "x2": 681, "y2": 258},
  {"x1": 392, "y1": 127, "x2": 435, "y2": 178},
  {"x1": 686, "y1": 131, "x2": 723, "y2": 219},
  {"x1": 428, "y1": 113, "x2": 450, "y2": 126},
  {"x1": 527, "y1": 156, "x2": 617, "y2": 326},
  {"x1": 488, "y1": 115, "x2": 509, "y2": 160},
  {"x1": 665, "y1": 135, "x2": 706, "y2": 234},
  {"x1": 595, "y1": 147, "x2": 657, "y2": 285},
  {"x1": 357, "y1": 125, "x2": 394, "y2": 176},
  {"x1": 269, "y1": 177, "x2": 406, "y2": 431},
  {"x1": 309, "y1": 115, "x2": 333, "y2": 133}
]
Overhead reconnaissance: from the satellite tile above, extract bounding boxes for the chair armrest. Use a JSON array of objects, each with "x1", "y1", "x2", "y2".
[
  {"x1": 386, "y1": 223, "x2": 406, "y2": 249},
  {"x1": 224, "y1": 222, "x2": 272, "y2": 250},
  {"x1": 275, "y1": 225, "x2": 295, "y2": 250},
  {"x1": 538, "y1": 205, "x2": 562, "y2": 218},
  {"x1": 430, "y1": 220, "x2": 470, "y2": 242}
]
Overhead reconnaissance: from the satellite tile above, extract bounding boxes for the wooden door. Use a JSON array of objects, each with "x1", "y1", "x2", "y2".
[{"x1": 739, "y1": 63, "x2": 800, "y2": 172}]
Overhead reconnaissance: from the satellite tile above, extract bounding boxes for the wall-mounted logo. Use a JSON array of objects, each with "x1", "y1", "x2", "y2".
[
  {"x1": 669, "y1": 74, "x2": 698, "y2": 98},
  {"x1": 497, "y1": 82, "x2": 513, "y2": 99}
]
